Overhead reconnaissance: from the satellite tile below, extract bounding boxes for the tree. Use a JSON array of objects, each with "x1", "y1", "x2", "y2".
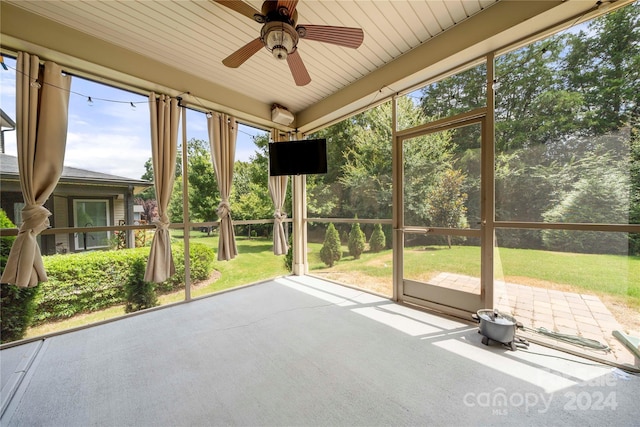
[
  {"x1": 427, "y1": 169, "x2": 468, "y2": 248},
  {"x1": 542, "y1": 158, "x2": 630, "y2": 255},
  {"x1": 630, "y1": 127, "x2": 640, "y2": 254},
  {"x1": 403, "y1": 129, "x2": 456, "y2": 226},
  {"x1": 319, "y1": 223, "x2": 342, "y2": 267},
  {"x1": 186, "y1": 139, "x2": 219, "y2": 223},
  {"x1": 494, "y1": 36, "x2": 579, "y2": 152},
  {"x1": 331, "y1": 97, "x2": 454, "y2": 223},
  {"x1": 420, "y1": 63, "x2": 487, "y2": 120},
  {"x1": 564, "y1": 4, "x2": 640, "y2": 135},
  {"x1": 138, "y1": 158, "x2": 156, "y2": 200},
  {"x1": 347, "y1": 218, "x2": 366, "y2": 259},
  {"x1": 165, "y1": 139, "x2": 219, "y2": 225},
  {"x1": 133, "y1": 197, "x2": 157, "y2": 223},
  {"x1": 338, "y1": 101, "x2": 394, "y2": 219},
  {"x1": 369, "y1": 223, "x2": 386, "y2": 253},
  {"x1": 488, "y1": 4, "x2": 639, "y2": 254},
  {"x1": 308, "y1": 117, "x2": 360, "y2": 218},
  {"x1": 167, "y1": 176, "x2": 186, "y2": 223},
  {"x1": 231, "y1": 133, "x2": 275, "y2": 236}
]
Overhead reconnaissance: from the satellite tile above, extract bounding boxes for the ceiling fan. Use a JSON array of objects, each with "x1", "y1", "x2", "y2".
[{"x1": 214, "y1": 0, "x2": 364, "y2": 86}]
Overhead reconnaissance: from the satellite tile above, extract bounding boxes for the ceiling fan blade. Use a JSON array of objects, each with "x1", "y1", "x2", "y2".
[
  {"x1": 213, "y1": 0, "x2": 262, "y2": 21},
  {"x1": 277, "y1": 0, "x2": 298, "y2": 14},
  {"x1": 287, "y1": 50, "x2": 311, "y2": 86},
  {"x1": 222, "y1": 38, "x2": 264, "y2": 68},
  {"x1": 298, "y1": 25, "x2": 364, "y2": 49}
]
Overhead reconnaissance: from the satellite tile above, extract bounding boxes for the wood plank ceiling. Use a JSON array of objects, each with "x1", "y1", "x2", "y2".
[{"x1": 0, "y1": 0, "x2": 623, "y2": 132}]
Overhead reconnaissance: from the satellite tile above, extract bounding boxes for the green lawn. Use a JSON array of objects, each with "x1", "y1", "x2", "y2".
[
  {"x1": 185, "y1": 233, "x2": 290, "y2": 298},
  {"x1": 308, "y1": 242, "x2": 639, "y2": 308},
  {"x1": 27, "y1": 236, "x2": 638, "y2": 337}
]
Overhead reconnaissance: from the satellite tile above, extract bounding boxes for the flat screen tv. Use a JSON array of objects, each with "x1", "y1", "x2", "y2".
[{"x1": 268, "y1": 138, "x2": 328, "y2": 176}]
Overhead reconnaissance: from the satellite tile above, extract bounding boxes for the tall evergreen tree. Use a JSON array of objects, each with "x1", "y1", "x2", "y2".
[
  {"x1": 320, "y1": 223, "x2": 342, "y2": 267},
  {"x1": 347, "y1": 218, "x2": 366, "y2": 259},
  {"x1": 369, "y1": 223, "x2": 386, "y2": 253}
]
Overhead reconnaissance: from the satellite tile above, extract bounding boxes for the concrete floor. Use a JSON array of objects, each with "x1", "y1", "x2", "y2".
[{"x1": 1, "y1": 276, "x2": 639, "y2": 426}]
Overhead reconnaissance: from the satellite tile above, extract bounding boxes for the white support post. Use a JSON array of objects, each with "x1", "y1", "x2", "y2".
[
  {"x1": 292, "y1": 173, "x2": 308, "y2": 275},
  {"x1": 181, "y1": 106, "x2": 191, "y2": 301}
]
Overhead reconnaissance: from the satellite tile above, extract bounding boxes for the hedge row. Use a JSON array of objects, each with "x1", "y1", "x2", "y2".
[{"x1": 34, "y1": 243, "x2": 215, "y2": 325}]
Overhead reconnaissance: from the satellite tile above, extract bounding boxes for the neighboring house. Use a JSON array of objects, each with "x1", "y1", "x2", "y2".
[
  {"x1": 0, "y1": 109, "x2": 16, "y2": 154},
  {"x1": 0, "y1": 153, "x2": 152, "y2": 254}
]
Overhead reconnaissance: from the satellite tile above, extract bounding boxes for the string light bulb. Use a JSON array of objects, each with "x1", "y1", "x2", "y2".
[
  {"x1": 87, "y1": 96, "x2": 93, "y2": 106},
  {"x1": 206, "y1": 112, "x2": 213, "y2": 119}
]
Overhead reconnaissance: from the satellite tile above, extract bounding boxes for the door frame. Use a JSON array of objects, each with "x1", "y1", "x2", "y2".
[{"x1": 392, "y1": 107, "x2": 493, "y2": 317}]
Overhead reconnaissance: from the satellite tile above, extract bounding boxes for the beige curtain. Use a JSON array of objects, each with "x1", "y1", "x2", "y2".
[
  {"x1": 268, "y1": 130, "x2": 289, "y2": 255},
  {"x1": 144, "y1": 93, "x2": 180, "y2": 282},
  {"x1": 208, "y1": 112, "x2": 238, "y2": 261},
  {"x1": 1, "y1": 53, "x2": 71, "y2": 288}
]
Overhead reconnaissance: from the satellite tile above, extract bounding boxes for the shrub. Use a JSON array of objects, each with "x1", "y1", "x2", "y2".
[
  {"x1": 35, "y1": 242, "x2": 215, "y2": 325},
  {"x1": 188, "y1": 243, "x2": 216, "y2": 281},
  {"x1": 1, "y1": 284, "x2": 39, "y2": 344},
  {"x1": 124, "y1": 257, "x2": 158, "y2": 313},
  {"x1": 0, "y1": 208, "x2": 40, "y2": 343},
  {"x1": 158, "y1": 242, "x2": 215, "y2": 293},
  {"x1": 348, "y1": 219, "x2": 366, "y2": 259},
  {"x1": 37, "y1": 250, "x2": 143, "y2": 324},
  {"x1": 369, "y1": 223, "x2": 386, "y2": 253},
  {"x1": 284, "y1": 233, "x2": 293, "y2": 272},
  {"x1": 0, "y1": 208, "x2": 16, "y2": 269},
  {"x1": 320, "y1": 223, "x2": 342, "y2": 267}
]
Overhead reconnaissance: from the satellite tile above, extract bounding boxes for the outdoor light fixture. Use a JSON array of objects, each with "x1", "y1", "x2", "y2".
[
  {"x1": 261, "y1": 21, "x2": 299, "y2": 60},
  {"x1": 271, "y1": 104, "x2": 294, "y2": 125}
]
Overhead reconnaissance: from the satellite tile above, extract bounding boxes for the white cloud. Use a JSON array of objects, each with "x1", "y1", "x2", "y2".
[
  {"x1": 0, "y1": 81, "x2": 16, "y2": 99},
  {"x1": 236, "y1": 146, "x2": 257, "y2": 162},
  {"x1": 65, "y1": 131, "x2": 151, "y2": 179},
  {"x1": 65, "y1": 88, "x2": 151, "y2": 179}
]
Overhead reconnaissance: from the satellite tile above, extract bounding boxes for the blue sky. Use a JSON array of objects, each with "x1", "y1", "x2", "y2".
[{"x1": 0, "y1": 56, "x2": 268, "y2": 180}]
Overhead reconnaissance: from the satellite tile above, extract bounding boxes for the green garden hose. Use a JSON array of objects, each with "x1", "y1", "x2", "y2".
[{"x1": 523, "y1": 326, "x2": 611, "y2": 352}]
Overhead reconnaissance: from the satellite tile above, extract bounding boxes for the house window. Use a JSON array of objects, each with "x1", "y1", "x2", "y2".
[{"x1": 73, "y1": 199, "x2": 110, "y2": 250}]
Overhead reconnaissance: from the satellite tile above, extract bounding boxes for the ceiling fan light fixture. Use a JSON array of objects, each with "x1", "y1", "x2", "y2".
[
  {"x1": 215, "y1": 0, "x2": 364, "y2": 86},
  {"x1": 271, "y1": 46, "x2": 289, "y2": 60},
  {"x1": 262, "y1": 21, "x2": 298, "y2": 61}
]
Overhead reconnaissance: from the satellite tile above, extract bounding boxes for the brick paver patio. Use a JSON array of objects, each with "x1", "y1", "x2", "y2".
[{"x1": 429, "y1": 272, "x2": 638, "y2": 368}]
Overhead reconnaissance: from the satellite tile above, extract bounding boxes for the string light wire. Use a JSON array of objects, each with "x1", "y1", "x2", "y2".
[{"x1": 1, "y1": 58, "x2": 268, "y2": 144}]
